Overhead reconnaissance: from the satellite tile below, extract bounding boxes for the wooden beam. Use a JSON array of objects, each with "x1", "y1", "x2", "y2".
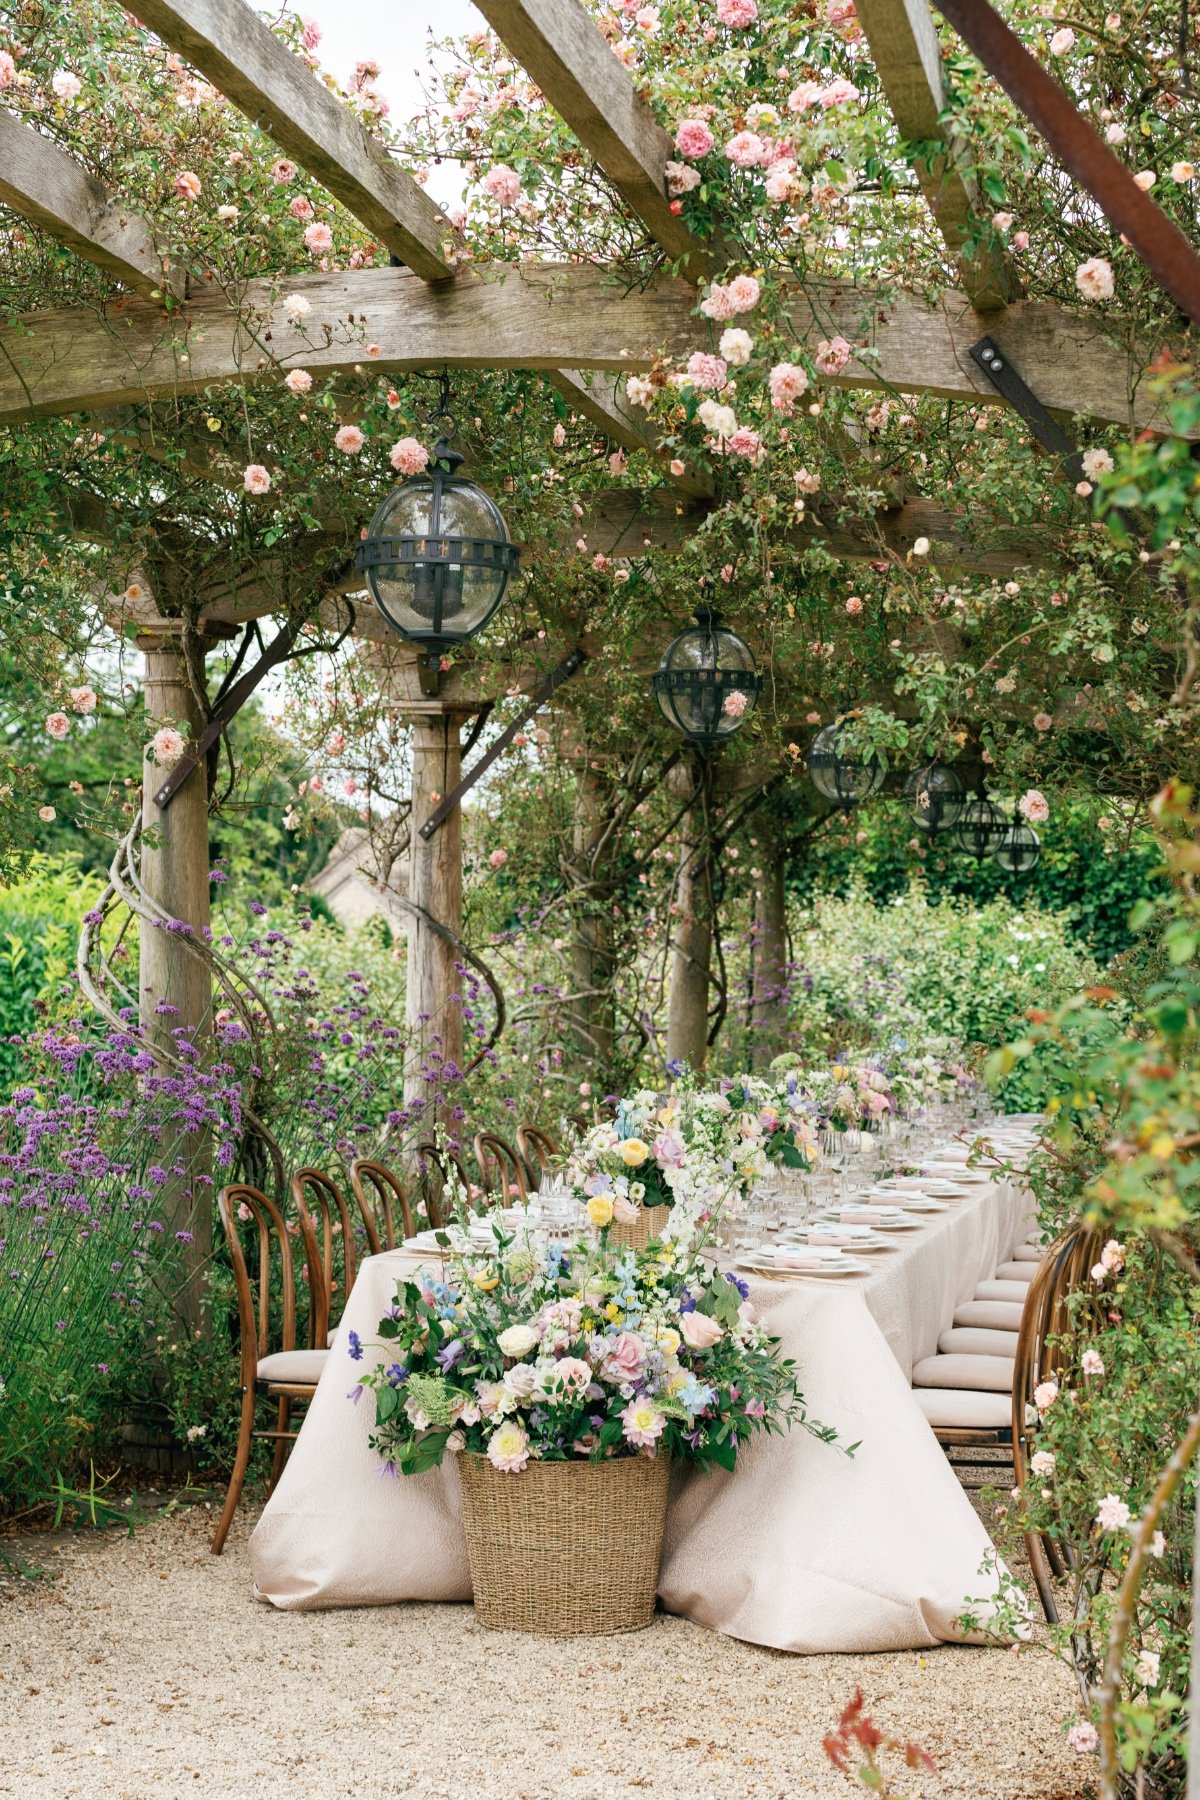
[
  {"x1": 856, "y1": 0, "x2": 1020, "y2": 309},
  {"x1": 0, "y1": 264, "x2": 1182, "y2": 434},
  {"x1": 547, "y1": 369, "x2": 715, "y2": 500},
  {"x1": 131, "y1": 0, "x2": 458, "y2": 280},
  {"x1": 474, "y1": 0, "x2": 712, "y2": 274},
  {"x1": 0, "y1": 111, "x2": 183, "y2": 303}
]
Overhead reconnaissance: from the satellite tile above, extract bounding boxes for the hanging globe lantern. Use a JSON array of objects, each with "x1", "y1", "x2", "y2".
[
  {"x1": 806, "y1": 718, "x2": 888, "y2": 808},
  {"x1": 651, "y1": 607, "x2": 762, "y2": 749},
  {"x1": 356, "y1": 432, "x2": 520, "y2": 692},
  {"x1": 994, "y1": 819, "x2": 1042, "y2": 875},
  {"x1": 952, "y1": 796, "x2": 1009, "y2": 859},
  {"x1": 904, "y1": 763, "x2": 965, "y2": 836}
]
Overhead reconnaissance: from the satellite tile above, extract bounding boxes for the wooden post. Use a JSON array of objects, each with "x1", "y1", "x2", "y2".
[
  {"x1": 666, "y1": 761, "x2": 712, "y2": 1073},
  {"x1": 567, "y1": 760, "x2": 617, "y2": 1078},
  {"x1": 750, "y1": 840, "x2": 789, "y2": 1070},
  {"x1": 404, "y1": 708, "x2": 469, "y2": 1130},
  {"x1": 138, "y1": 630, "x2": 212, "y2": 1333}
]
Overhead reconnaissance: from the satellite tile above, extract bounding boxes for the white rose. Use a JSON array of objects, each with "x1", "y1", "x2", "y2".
[
  {"x1": 503, "y1": 1362, "x2": 537, "y2": 1399},
  {"x1": 719, "y1": 327, "x2": 753, "y2": 366},
  {"x1": 497, "y1": 1323, "x2": 538, "y2": 1358},
  {"x1": 697, "y1": 398, "x2": 737, "y2": 438}
]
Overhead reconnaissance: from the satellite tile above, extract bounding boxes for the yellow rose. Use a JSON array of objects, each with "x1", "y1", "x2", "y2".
[
  {"x1": 656, "y1": 1326, "x2": 681, "y2": 1357},
  {"x1": 618, "y1": 1138, "x2": 649, "y2": 1166},
  {"x1": 656, "y1": 1105, "x2": 678, "y2": 1128},
  {"x1": 586, "y1": 1194, "x2": 615, "y2": 1228},
  {"x1": 472, "y1": 1273, "x2": 500, "y2": 1292}
]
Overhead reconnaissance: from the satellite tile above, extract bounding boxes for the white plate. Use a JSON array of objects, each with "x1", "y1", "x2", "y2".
[
  {"x1": 897, "y1": 1197, "x2": 950, "y2": 1213},
  {"x1": 737, "y1": 1253, "x2": 871, "y2": 1278},
  {"x1": 787, "y1": 1230, "x2": 894, "y2": 1251},
  {"x1": 817, "y1": 1211, "x2": 920, "y2": 1232}
]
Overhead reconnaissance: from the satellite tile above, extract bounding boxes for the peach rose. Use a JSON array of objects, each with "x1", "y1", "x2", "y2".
[{"x1": 679, "y1": 1310, "x2": 723, "y2": 1349}]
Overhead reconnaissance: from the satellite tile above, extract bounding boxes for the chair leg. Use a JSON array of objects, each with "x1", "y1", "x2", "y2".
[
  {"x1": 211, "y1": 1386, "x2": 256, "y2": 1555},
  {"x1": 1025, "y1": 1530, "x2": 1060, "y2": 1624},
  {"x1": 267, "y1": 1395, "x2": 292, "y2": 1494}
]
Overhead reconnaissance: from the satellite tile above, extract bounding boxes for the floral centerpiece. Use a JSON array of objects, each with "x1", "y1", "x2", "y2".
[
  {"x1": 721, "y1": 1073, "x2": 822, "y2": 1171},
  {"x1": 352, "y1": 1219, "x2": 832, "y2": 1635},
  {"x1": 768, "y1": 1055, "x2": 897, "y2": 1133},
  {"x1": 563, "y1": 1090, "x2": 740, "y2": 1246}
]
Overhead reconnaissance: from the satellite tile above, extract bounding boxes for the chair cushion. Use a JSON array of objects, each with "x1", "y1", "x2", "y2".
[
  {"x1": 938, "y1": 1326, "x2": 1019, "y2": 1357},
  {"x1": 914, "y1": 1388, "x2": 1011, "y2": 1430},
  {"x1": 974, "y1": 1280, "x2": 1030, "y2": 1304},
  {"x1": 953, "y1": 1300, "x2": 1026, "y2": 1331},
  {"x1": 994, "y1": 1262, "x2": 1037, "y2": 1283},
  {"x1": 257, "y1": 1349, "x2": 329, "y2": 1385},
  {"x1": 1013, "y1": 1245, "x2": 1043, "y2": 1262},
  {"x1": 912, "y1": 1353, "x2": 1015, "y2": 1393}
]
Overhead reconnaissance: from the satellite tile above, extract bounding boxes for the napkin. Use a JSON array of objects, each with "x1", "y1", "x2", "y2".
[{"x1": 773, "y1": 1246, "x2": 844, "y2": 1270}]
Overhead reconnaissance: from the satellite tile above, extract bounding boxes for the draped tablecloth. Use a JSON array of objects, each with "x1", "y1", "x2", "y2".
[{"x1": 250, "y1": 1168, "x2": 1032, "y2": 1654}]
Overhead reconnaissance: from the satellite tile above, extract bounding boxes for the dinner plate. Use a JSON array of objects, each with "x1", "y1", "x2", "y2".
[
  {"x1": 736, "y1": 1253, "x2": 871, "y2": 1278},
  {"x1": 787, "y1": 1230, "x2": 895, "y2": 1252},
  {"x1": 818, "y1": 1210, "x2": 921, "y2": 1232}
]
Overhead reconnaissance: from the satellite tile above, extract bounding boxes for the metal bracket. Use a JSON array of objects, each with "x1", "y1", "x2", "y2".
[
  {"x1": 969, "y1": 337, "x2": 1084, "y2": 483},
  {"x1": 418, "y1": 648, "x2": 588, "y2": 840},
  {"x1": 153, "y1": 619, "x2": 303, "y2": 810}
]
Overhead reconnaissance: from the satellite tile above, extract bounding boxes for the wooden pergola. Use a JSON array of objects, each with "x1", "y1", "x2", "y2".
[{"x1": 0, "y1": 0, "x2": 1184, "y2": 1142}]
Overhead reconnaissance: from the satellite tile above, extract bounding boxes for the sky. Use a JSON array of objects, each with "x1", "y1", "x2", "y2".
[{"x1": 299, "y1": 0, "x2": 483, "y2": 206}]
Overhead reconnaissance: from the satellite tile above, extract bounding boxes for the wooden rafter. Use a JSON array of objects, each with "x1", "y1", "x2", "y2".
[
  {"x1": 131, "y1": 0, "x2": 459, "y2": 281},
  {"x1": 0, "y1": 263, "x2": 1181, "y2": 433},
  {"x1": 547, "y1": 369, "x2": 715, "y2": 500},
  {"x1": 0, "y1": 110, "x2": 185, "y2": 303},
  {"x1": 473, "y1": 0, "x2": 714, "y2": 275},
  {"x1": 856, "y1": 0, "x2": 1020, "y2": 310}
]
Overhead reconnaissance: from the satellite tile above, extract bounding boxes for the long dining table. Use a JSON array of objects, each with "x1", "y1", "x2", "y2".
[{"x1": 250, "y1": 1139, "x2": 1036, "y2": 1653}]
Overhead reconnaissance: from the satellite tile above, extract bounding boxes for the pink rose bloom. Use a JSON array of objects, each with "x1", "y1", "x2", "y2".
[
  {"x1": 700, "y1": 282, "x2": 735, "y2": 321},
  {"x1": 768, "y1": 361, "x2": 809, "y2": 413},
  {"x1": 1081, "y1": 1348, "x2": 1105, "y2": 1377},
  {"x1": 334, "y1": 424, "x2": 365, "y2": 454},
  {"x1": 723, "y1": 425, "x2": 763, "y2": 460},
  {"x1": 726, "y1": 131, "x2": 767, "y2": 169},
  {"x1": 37, "y1": 805, "x2": 56, "y2": 823},
  {"x1": 609, "y1": 448, "x2": 627, "y2": 476},
  {"x1": 726, "y1": 274, "x2": 760, "y2": 313},
  {"x1": 686, "y1": 351, "x2": 728, "y2": 391},
  {"x1": 271, "y1": 158, "x2": 298, "y2": 184},
  {"x1": 0, "y1": 51, "x2": 15, "y2": 89},
  {"x1": 845, "y1": 595, "x2": 863, "y2": 615},
  {"x1": 1033, "y1": 1379, "x2": 1058, "y2": 1412},
  {"x1": 604, "y1": 1332, "x2": 648, "y2": 1383},
  {"x1": 1076, "y1": 256, "x2": 1114, "y2": 301},
  {"x1": 621, "y1": 1401, "x2": 667, "y2": 1448},
  {"x1": 300, "y1": 15, "x2": 321, "y2": 50},
  {"x1": 151, "y1": 726, "x2": 185, "y2": 762},
  {"x1": 665, "y1": 160, "x2": 701, "y2": 196},
  {"x1": 304, "y1": 220, "x2": 333, "y2": 253},
  {"x1": 284, "y1": 368, "x2": 313, "y2": 395},
  {"x1": 675, "y1": 118, "x2": 714, "y2": 160},
  {"x1": 612, "y1": 1195, "x2": 640, "y2": 1225},
  {"x1": 489, "y1": 847, "x2": 508, "y2": 869},
  {"x1": 546, "y1": 1356, "x2": 592, "y2": 1395},
  {"x1": 243, "y1": 463, "x2": 271, "y2": 496},
  {"x1": 51, "y1": 70, "x2": 82, "y2": 103},
  {"x1": 289, "y1": 194, "x2": 315, "y2": 221},
  {"x1": 717, "y1": 0, "x2": 758, "y2": 21},
  {"x1": 44, "y1": 712, "x2": 70, "y2": 741},
  {"x1": 1019, "y1": 788, "x2": 1049, "y2": 823},
  {"x1": 174, "y1": 170, "x2": 202, "y2": 202},
  {"x1": 483, "y1": 164, "x2": 521, "y2": 206},
  {"x1": 1033, "y1": 710, "x2": 1053, "y2": 732},
  {"x1": 652, "y1": 1129, "x2": 685, "y2": 1168},
  {"x1": 815, "y1": 335, "x2": 853, "y2": 375},
  {"x1": 1067, "y1": 1722, "x2": 1098, "y2": 1755},
  {"x1": 390, "y1": 436, "x2": 430, "y2": 476},
  {"x1": 680, "y1": 1310, "x2": 724, "y2": 1350},
  {"x1": 819, "y1": 77, "x2": 861, "y2": 106},
  {"x1": 787, "y1": 80, "x2": 823, "y2": 113},
  {"x1": 723, "y1": 689, "x2": 749, "y2": 718},
  {"x1": 1096, "y1": 1493, "x2": 1131, "y2": 1531},
  {"x1": 69, "y1": 686, "x2": 97, "y2": 714}
]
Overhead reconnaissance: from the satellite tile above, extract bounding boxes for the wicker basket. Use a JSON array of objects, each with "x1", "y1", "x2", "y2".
[
  {"x1": 608, "y1": 1203, "x2": 670, "y2": 1251},
  {"x1": 457, "y1": 1453, "x2": 671, "y2": 1637}
]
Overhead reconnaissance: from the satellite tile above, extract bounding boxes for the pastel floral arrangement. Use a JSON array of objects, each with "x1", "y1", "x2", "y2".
[
  {"x1": 766, "y1": 1055, "x2": 897, "y2": 1133},
  {"x1": 352, "y1": 1222, "x2": 832, "y2": 1478},
  {"x1": 563, "y1": 1091, "x2": 740, "y2": 1244},
  {"x1": 712, "y1": 1074, "x2": 822, "y2": 1172}
]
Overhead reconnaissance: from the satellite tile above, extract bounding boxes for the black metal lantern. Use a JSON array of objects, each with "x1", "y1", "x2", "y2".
[
  {"x1": 356, "y1": 429, "x2": 520, "y2": 693},
  {"x1": 904, "y1": 763, "x2": 965, "y2": 836},
  {"x1": 652, "y1": 607, "x2": 762, "y2": 749},
  {"x1": 994, "y1": 818, "x2": 1042, "y2": 875},
  {"x1": 806, "y1": 718, "x2": 888, "y2": 808},
  {"x1": 952, "y1": 796, "x2": 1009, "y2": 859}
]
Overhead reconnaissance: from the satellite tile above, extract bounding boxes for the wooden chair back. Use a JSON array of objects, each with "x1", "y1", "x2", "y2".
[
  {"x1": 217, "y1": 1184, "x2": 325, "y2": 1386},
  {"x1": 412, "y1": 1142, "x2": 474, "y2": 1224},
  {"x1": 351, "y1": 1158, "x2": 414, "y2": 1254},
  {"x1": 516, "y1": 1122, "x2": 560, "y2": 1185},
  {"x1": 290, "y1": 1169, "x2": 358, "y2": 1336},
  {"x1": 474, "y1": 1130, "x2": 529, "y2": 1202}
]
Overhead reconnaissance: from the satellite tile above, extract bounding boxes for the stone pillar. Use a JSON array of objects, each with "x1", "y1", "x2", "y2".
[
  {"x1": 750, "y1": 841, "x2": 788, "y2": 1069},
  {"x1": 568, "y1": 761, "x2": 617, "y2": 1077},
  {"x1": 666, "y1": 762, "x2": 712, "y2": 1073},
  {"x1": 404, "y1": 708, "x2": 469, "y2": 1129},
  {"x1": 138, "y1": 631, "x2": 212, "y2": 1333}
]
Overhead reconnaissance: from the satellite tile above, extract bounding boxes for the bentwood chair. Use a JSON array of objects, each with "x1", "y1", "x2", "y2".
[
  {"x1": 211, "y1": 1183, "x2": 326, "y2": 1556},
  {"x1": 350, "y1": 1157, "x2": 415, "y2": 1253},
  {"x1": 516, "y1": 1121, "x2": 561, "y2": 1186},
  {"x1": 412, "y1": 1142, "x2": 474, "y2": 1223},
  {"x1": 473, "y1": 1130, "x2": 530, "y2": 1202},
  {"x1": 290, "y1": 1168, "x2": 358, "y2": 1344}
]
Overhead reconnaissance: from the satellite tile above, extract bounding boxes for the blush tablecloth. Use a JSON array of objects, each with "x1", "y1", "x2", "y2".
[{"x1": 250, "y1": 1165, "x2": 1032, "y2": 1653}]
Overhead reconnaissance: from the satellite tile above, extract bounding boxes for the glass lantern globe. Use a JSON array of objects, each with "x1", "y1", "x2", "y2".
[
  {"x1": 356, "y1": 436, "x2": 520, "y2": 669},
  {"x1": 904, "y1": 763, "x2": 966, "y2": 836},
  {"x1": 994, "y1": 820, "x2": 1042, "y2": 875},
  {"x1": 952, "y1": 796, "x2": 1009, "y2": 859},
  {"x1": 806, "y1": 719, "x2": 888, "y2": 808},
  {"x1": 651, "y1": 607, "x2": 762, "y2": 749}
]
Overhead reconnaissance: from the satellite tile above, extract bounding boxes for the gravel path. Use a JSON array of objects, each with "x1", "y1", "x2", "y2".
[{"x1": 0, "y1": 1503, "x2": 1092, "y2": 1800}]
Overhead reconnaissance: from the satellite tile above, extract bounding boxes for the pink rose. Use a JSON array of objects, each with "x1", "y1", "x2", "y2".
[
  {"x1": 482, "y1": 164, "x2": 521, "y2": 207},
  {"x1": 390, "y1": 436, "x2": 430, "y2": 476},
  {"x1": 546, "y1": 1356, "x2": 592, "y2": 1395},
  {"x1": 700, "y1": 282, "x2": 735, "y2": 321},
  {"x1": 612, "y1": 1195, "x2": 639, "y2": 1225},
  {"x1": 284, "y1": 368, "x2": 312, "y2": 395},
  {"x1": 334, "y1": 424, "x2": 365, "y2": 454},
  {"x1": 243, "y1": 463, "x2": 271, "y2": 495},
  {"x1": 819, "y1": 77, "x2": 861, "y2": 107},
  {"x1": 717, "y1": 0, "x2": 758, "y2": 22},
  {"x1": 723, "y1": 689, "x2": 749, "y2": 718},
  {"x1": 675, "y1": 118, "x2": 714, "y2": 161},
  {"x1": 45, "y1": 712, "x2": 70, "y2": 741},
  {"x1": 768, "y1": 362, "x2": 809, "y2": 413},
  {"x1": 726, "y1": 274, "x2": 760, "y2": 313},
  {"x1": 289, "y1": 194, "x2": 315, "y2": 221},
  {"x1": 723, "y1": 425, "x2": 763, "y2": 460},
  {"x1": 489, "y1": 847, "x2": 508, "y2": 869},
  {"x1": 303, "y1": 220, "x2": 333, "y2": 254},
  {"x1": 603, "y1": 1332, "x2": 648, "y2": 1382},
  {"x1": 271, "y1": 159, "x2": 298, "y2": 184},
  {"x1": 173, "y1": 170, "x2": 202, "y2": 202},
  {"x1": 300, "y1": 16, "x2": 321, "y2": 50},
  {"x1": 0, "y1": 51, "x2": 15, "y2": 89},
  {"x1": 845, "y1": 595, "x2": 863, "y2": 615},
  {"x1": 151, "y1": 726, "x2": 185, "y2": 762},
  {"x1": 726, "y1": 131, "x2": 767, "y2": 169},
  {"x1": 1076, "y1": 256, "x2": 1114, "y2": 302},
  {"x1": 680, "y1": 1310, "x2": 724, "y2": 1350},
  {"x1": 69, "y1": 686, "x2": 97, "y2": 714},
  {"x1": 1067, "y1": 1722, "x2": 1098, "y2": 1755},
  {"x1": 686, "y1": 351, "x2": 728, "y2": 391},
  {"x1": 815, "y1": 335, "x2": 853, "y2": 375},
  {"x1": 1019, "y1": 788, "x2": 1049, "y2": 823}
]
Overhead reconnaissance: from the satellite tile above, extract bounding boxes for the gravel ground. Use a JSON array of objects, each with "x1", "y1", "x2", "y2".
[{"x1": 0, "y1": 1499, "x2": 1093, "y2": 1800}]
